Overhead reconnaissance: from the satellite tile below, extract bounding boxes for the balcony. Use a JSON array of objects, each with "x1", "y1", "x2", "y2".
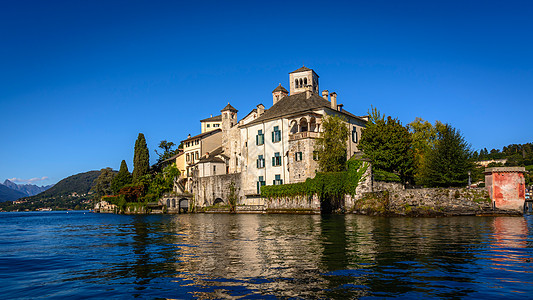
[{"x1": 289, "y1": 131, "x2": 320, "y2": 141}]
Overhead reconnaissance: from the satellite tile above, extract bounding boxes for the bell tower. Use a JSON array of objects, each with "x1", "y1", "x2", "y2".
[{"x1": 289, "y1": 66, "x2": 319, "y2": 95}]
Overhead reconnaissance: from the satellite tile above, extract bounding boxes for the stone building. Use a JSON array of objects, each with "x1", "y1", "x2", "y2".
[
  {"x1": 189, "y1": 67, "x2": 368, "y2": 208},
  {"x1": 485, "y1": 167, "x2": 526, "y2": 211}
]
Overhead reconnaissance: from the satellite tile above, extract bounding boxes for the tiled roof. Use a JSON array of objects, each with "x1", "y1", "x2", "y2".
[
  {"x1": 200, "y1": 115, "x2": 222, "y2": 122},
  {"x1": 221, "y1": 103, "x2": 238, "y2": 112},
  {"x1": 244, "y1": 92, "x2": 365, "y2": 126},
  {"x1": 272, "y1": 84, "x2": 288, "y2": 93},
  {"x1": 290, "y1": 66, "x2": 312, "y2": 74},
  {"x1": 181, "y1": 129, "x2": 221, "y2": 143}
]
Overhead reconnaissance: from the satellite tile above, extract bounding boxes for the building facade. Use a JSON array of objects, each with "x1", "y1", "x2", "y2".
[{"x1": 188, "y1": 67, "x2": 368, "y2": 207}]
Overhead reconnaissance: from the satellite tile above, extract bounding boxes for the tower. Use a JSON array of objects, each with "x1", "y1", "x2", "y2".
[
  {"x1": 289, "y1": 66, "x2": 319, "y2": 95},
  {"x1": 272, "y1": 84, "x2": 288, "y2": 105},
  {"x1": 221, "y1": 103, "x2": 238, "y2": 156}
]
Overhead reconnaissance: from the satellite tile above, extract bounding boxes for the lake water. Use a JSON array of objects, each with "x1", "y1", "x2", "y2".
[{"x1": 1, "y1": 211, "x2": 532, "y2": 299}]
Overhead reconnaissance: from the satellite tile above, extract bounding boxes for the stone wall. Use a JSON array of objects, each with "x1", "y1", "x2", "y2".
[
  {"x1": 348, "y1": 187, "x2": 511, "y2": 216},
  {"x1": 265, "y1": 194, "x2": 321, "y2": 213},
  {"x1": 192, "y1": 173, "x2": 243, "y2": 208}
]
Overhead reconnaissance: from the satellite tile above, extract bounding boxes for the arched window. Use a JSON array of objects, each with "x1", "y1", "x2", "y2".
[
  {"x1": 304, "y1": 77, "x2": 307, "y2": 86},
  {"x1": 299, "y1": 78, "x2": 303, "y2": 88},
  {"x1": 295, "y1": 79, "x2": 299, "y2": 88}
]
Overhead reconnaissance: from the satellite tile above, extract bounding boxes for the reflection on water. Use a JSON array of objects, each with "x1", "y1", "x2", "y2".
[{"x1": 0, "y1": 212, "x2": 532, "y2": 299}]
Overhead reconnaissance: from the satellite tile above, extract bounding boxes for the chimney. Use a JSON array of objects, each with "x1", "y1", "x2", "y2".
[
  {"x1": 337, "y1": 104, "x2": 344, "y2": 112},
  {"x1": 187, "y1": 134, "x2": 191, "y2": 138},
  {"x1": 257, "y1": 104, "x2": 265, "y2": 116},
  {"x1": 322, "y1": 90, "x2": 329, "y2": 101},
  {"x1": 330, "y1": 92, "x2": 337, "y2": 110},
  {"x1": 305, "y1": 85, "x2": 313, "y2": 99}
]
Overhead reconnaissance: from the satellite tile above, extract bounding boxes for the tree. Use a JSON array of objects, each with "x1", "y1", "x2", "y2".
[
  {"x1": 155, "y1": 140, "x2": 180, "y2": 163},
  {"x1": 93, "y1": 168, "x2": 115, "y2": 198},
  {"x1": 144, "y1": 164, "x2": 180, "y2": 201},
  {"x1": 111, "y1": 160, "x2": 132, "y2": 194},
  {"x1": 408, "y1": 118, "x2": 445, "y2": 185},
  {"x1": 359, "y1": 107, "x2": 414, "y2": 183},
  {"x1": 423, "y1": 124, "x2": 473, "y2": 187},
  {"x1": 133, "y1": 133, "x2": 150, "y2": 181},
  {"x1": 314, "y1": 115, "x2": 349, "y2": 172}
]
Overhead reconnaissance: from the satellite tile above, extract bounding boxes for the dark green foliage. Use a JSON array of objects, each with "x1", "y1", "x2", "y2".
[
  {"x1": 373, "y1": 169, "x2": 401, "y2": 183},
  {"x1": 93, "y1": 167, "x2": 115, "y2": 197},
  {"x1": 133, "y1": 133, "x2": 150, "y2": 182},
  {"x1": 314, "y1": 115, "x2": 349, "y2": 172},
  {"x1": 477, "y1": 142, "x2": 533, "y2": 166},
  {"x1": 155, "y1": 140, "x2": 180, "y2": 164},
  {"x1": 111, "y1": 160, "x2": 132, "y2": 194},
  {"x1": 359, "y1": 107, "x2": 414, "y2": 183},
  {"x1": 261, "y1": 159, "x2": 369, "y2": 200},
  {"x1": 424, "y1": 124, "x2": 474, "y2": 187}
]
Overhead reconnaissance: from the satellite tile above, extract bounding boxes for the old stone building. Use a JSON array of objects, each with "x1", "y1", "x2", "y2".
[{"x1": 188, "y1": 67, "x2": 368, "y2": 208}]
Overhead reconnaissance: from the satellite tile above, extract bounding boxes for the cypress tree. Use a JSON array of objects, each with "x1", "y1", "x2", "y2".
[
  {"x1": 133, "y1": 133, "x2": 150, "y2": 181},
  {"x1": 111, "y1": 160, "x2": 132, "y2": 194}
]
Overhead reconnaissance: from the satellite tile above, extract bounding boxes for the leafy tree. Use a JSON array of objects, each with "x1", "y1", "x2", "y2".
[
  {"x1": 144, "y1": 164, "x2": 180, "y2": 201},
  {"x1": 155, "y1": 140, "x2": 180, "y2": 163},
  {"x1": 133, "y1": 133, "x2": 150, "y2": 181},
  {"x1": 111, "y1": 160, "x2": 132, "y2": 194},
  {"x1": 359, "y1": 107, "x2": 414, "y2": 183},
  {"x1": 314, "y1": 115, "x2": 349, "y2": 172},
  {"x1": 93, "y1": 168, "x2": 115, "y2": 198},
  {"x1": 424, "y1": 124, "x2": 474, "y2": 187},
  {"x1": 408, "y1": 118, "x2": 445, "y2": 185}
]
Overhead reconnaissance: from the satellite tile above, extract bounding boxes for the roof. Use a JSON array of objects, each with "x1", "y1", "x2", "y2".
[
  {"x1": 200, "y1": 115, "x2": 222, "y2": 122},
  {"x1": 272, "y1": 84, "x2": 288, "y2": 93},
  {"x1": 221, "y1": 103, "x2": 238, "y2": 112},
  {"x1": 244, "y1": 92, "x2": 365, "y2": 126},
  {"x1": 181, "y1": 128, "x2": 221, "y2": 143},
  {"x1": 162, "y1": 151, "x2": 184, "y2": 163},
  {"x1": 196, "y1": 146, "x2": 228, "y2": 164},
  {"x1": 290, "y1": 66, "x2": 312, "y2": 74}
]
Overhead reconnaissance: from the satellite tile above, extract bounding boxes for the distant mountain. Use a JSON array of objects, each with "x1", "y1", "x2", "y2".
[
  {"x1": 2, "y1": 180, "x2": 53, "y2": 197},
  {"x1": 0, "y1": 184, "x2": 27, "y2": 202},
  {"x1": 26, "y1": 171, "x2": 102, "y2": 200}
]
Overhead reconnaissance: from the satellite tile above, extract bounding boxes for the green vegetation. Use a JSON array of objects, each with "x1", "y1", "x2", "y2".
[
  {"x1": 314, "y1": 115, "x2": 349, "y2": 172},
  {"x1": 261, "y1": 159, "x2": 368, "y2": 201},
  {"x1": 359, "y1": 107, "x2": 414, "y2": 183},
  {"x1": 111, "y1": 160, "x2": 132, "y2": 194},
  {"x1": 155, "y1": 140, "x2": 180, "y2": 164},
  {"x1": 424, "y1": 124, "x2": 474, "y2": 187},
  {"x1": 373, "y1": 169, "x2": 401, "y2": 183},
  {"x1": 133, "y1": 133, "x2": 150, "y2": 181},
  {"x1": 408, "y1": 118, "x2": 445, "y2": 185},
  {"x1": 93, "y1": 167, "x2": 115, "y2": 197}
]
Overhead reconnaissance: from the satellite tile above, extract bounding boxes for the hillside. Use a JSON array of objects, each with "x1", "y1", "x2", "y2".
[
  {"x1": 0, "y1": 185, "x2": 26, "y2": 202},
  {"x1": 0, "y1": 170, "x2": 103, "y2": 211}
]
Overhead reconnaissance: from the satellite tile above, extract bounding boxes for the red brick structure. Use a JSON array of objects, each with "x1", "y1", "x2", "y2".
[{"x1": 485, "y1": 167, "x2": 526, "y2": 211}]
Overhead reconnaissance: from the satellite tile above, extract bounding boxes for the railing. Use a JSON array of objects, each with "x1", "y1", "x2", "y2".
[{"x1": 289, "y1": 131, "x2": 320, "y2": 141}]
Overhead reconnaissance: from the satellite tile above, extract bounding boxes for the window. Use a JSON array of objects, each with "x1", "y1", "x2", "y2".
[
  {"x1": 213, "y1": 165, "x2": 216, "y2": 175},
  {"x1": 295, "y1": 152, "x2": 303, "y2": 161},
  {"x1": 273, "y1": 174, "x2": 283, "y2": 185},
  {"x1": 304, "y1": 77, "x2": 307, "y2": 86},
  {"x1": 195, "y1": 140, "x2": 199, "y2": 145},
  {"x1": 352, "y1": 127, "x2": 358, "y2": 143},
  {"x1": 272, "y1": 152, "x2": 281, "y2": 166},
  {"x1": 195, "y1": 151, "x2": 199, "y2": 160},
  {"x1": 295, "y1": 79, "x2": 299, "y2": 88},
  {"x1": 207, "y1": 124, "x2": 210, "y2": 128},
  {"x1": 186, "y1": 153, "x2": 190, "y2": 162},
  {"x1": 256, "y1": 155, "x2": 265, "y2": 168},
  {"x1": 313, "y1": 150, "x2": 319, "y2": 161},
  {"x1": 214, "y1": 124, "x2": 220, "y2": 128},
  {"x1": 257, "y1": 176, "x2": 266, "y2": 194},
  {"x1": 272, "y1": 126, "x2": 281, "y2": 143},
  {"x1": 186, "y1": 142, "x2": 190, "y2": 147},
  {"x1": 256, "y1": 129, "x2": 264, "y2": 145}
]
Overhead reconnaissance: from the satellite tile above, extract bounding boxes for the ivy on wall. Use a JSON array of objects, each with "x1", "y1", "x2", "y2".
[{"x1": 261, "y1": 159, "x2": 369, "y2": 200}]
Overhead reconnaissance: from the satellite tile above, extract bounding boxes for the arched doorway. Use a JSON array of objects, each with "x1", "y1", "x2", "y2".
[{"x1": 213, "y1": 198, "x2": 224, "y2": 206}]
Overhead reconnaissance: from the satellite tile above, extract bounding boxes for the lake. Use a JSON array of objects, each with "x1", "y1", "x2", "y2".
[{"x1": 0, "y1": 211, "x2": 532, "y2": 299}]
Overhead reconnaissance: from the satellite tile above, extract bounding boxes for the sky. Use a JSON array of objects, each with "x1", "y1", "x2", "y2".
[{"x1": 1, "y1": 0, "x2": 532, "y2": 186}]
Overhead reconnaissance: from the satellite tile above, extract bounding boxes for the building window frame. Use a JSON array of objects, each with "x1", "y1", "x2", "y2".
[
  {"x1": 272, "y1": 152, "x2": 281, "y2": 166},
  {"x1": 273, "y1": 174, "x2": 283, "y2": 185},
  {"x1": 257, "y1": 155, "x2": 265, "y2": 169},
  {"x1": 257, "y1": 176, "x2": 266, "y2": 194},
  {"x1": 256, "y1": 129, "x2": 264, "y2": 146},
  {"x1": 272, "y1": 126, "x2": 281, "y2": 143},
  {"x1": 295, "y1": 152, "x2": 303, "y2": 161}
]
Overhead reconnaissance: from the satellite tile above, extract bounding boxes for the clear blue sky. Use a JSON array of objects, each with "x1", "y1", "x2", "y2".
[{"x1": 1, "y1": 0, "x2": 532, "y2": 185}]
